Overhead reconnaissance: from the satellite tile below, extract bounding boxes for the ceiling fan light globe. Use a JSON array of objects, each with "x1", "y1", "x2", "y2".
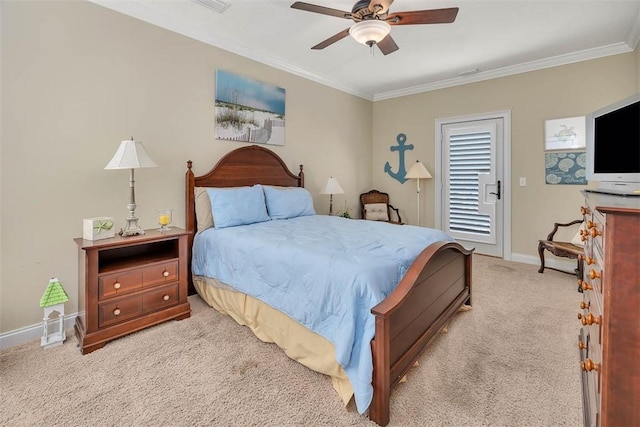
[{"x1": 349, "y1": 20, "x2": 391, "y2": 45}]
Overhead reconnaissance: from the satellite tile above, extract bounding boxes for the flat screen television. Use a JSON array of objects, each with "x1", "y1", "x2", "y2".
[{"x1": 586, "y1": 93, "x2": 640, "y2": 195}]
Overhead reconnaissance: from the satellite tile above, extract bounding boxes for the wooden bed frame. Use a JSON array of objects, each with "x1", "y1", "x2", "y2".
[{"x1": 185, "y1": 145, "x2": 473, "y2": 426}]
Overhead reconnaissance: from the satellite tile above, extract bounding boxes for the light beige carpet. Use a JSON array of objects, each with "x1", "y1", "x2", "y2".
[{"x1": 0, "y1": 255, "x2": 582, "y2": 426}]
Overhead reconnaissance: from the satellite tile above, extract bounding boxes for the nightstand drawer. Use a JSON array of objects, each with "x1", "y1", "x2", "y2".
[
  {"x1": 143, "y1": 284, "x2": 179, "y2": 313},
  {"x1": 142, "y1": 261, "x2": 178, "y2": 288},
  {"x1": 99, "y1": 295, "x2": 143, "y2": 328},
  {"x1": 99, "y1": 270, "x2": 143, "y2": 300}
]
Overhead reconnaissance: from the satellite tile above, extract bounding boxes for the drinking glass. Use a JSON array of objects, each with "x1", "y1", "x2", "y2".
[{"x1": 157, "y1": 209, "x2": 173, "y2": 231}]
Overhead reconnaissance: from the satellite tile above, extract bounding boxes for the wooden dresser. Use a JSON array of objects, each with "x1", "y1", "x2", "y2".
[
  {"x1": 578, "y1": 191, "x2": 640, "y2": 427},
  {"x1": 74, "y1": 228, "x2": 191, "y2": 354}
]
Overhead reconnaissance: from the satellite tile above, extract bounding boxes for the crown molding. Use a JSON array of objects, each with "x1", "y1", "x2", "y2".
[
  {"x1": 373, "y1": 42, "x2": 634, "y2": 101},
  {"x1": 89, "y1": 1, "x2": 636, "y2": 103}
]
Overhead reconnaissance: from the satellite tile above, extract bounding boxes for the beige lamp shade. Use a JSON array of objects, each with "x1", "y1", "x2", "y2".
[
  {"x1": 105, "y1": 139, "x2": 159, "y2": 170},
  {"x1": 406, "y1": 161, "x2": 432, "y2": 179},
  {"x1": 320, "y1": 177, "x2": 345, "y2": 195}
]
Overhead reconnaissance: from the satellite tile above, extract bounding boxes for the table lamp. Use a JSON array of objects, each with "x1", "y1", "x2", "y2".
[
  {"x1": 105, "y1": 138, "x2": 158, "y2": 236},
  {"x1": 320, "y1": 176, "x2": 344, "y2": 215}
]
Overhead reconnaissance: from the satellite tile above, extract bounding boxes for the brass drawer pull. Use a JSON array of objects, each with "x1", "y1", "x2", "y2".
[
  {"x1": 589, "y1": 269, "x2": 601, "y2": 280},
  {"x1": 578, "y1": 313, "x2": 600, "y2": 326},
  {"x1": 590, "y1": 228, "x2": 601, "y2": 238},
  {"x1": 581, "y1": 359, "x2": 600, "y2": 372},
  {"x1": 578, "y1": 341, "x2": 587, "y2": 350},
  {"x1": 580, "y1": 281, "x2": 592, "y2": 291},
  {"x1": 580, "y1": 301, "x2": 589, "y2": 309}
]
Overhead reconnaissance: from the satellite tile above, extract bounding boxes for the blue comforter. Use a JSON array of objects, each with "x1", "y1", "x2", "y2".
[{"x1": 192, "y1": 215, "x2": 453, "y2": 413}]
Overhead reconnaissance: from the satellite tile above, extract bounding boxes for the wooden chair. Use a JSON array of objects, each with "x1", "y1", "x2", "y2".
[
  {"x1": 360, "y1": 190, "x2": 403, "y2": 224},
  {"x1": 538, "y1": 219, "x2": 584, "y2": 280}
]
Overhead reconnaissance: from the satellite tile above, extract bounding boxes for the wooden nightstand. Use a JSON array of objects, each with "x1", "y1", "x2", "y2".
[{"x1": 74, "y1": 228, "x2": 191, "y2": 354}]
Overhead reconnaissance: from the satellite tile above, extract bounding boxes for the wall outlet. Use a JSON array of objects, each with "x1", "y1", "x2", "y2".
[{"x1": 519, "y1": 177, "x2": 526, "y2": 187}]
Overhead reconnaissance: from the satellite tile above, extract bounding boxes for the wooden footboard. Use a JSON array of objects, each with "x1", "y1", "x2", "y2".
[{"x1": 369, "y1": 241, "x2": 473, "y2": 426}]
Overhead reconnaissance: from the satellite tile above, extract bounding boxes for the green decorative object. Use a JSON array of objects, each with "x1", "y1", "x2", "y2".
[
  {"x1": 337, "y1": 201, "x2": 352, "y2": 219},
  {"x1": 83, "y1": 216, "x2": 116, "y2": 240},
  {"x1": 93, "y1": 219, "x2": 114, "y2": 233},
  {"x1": 40, "y1": 278, "x2": 69, "y2": 308}
]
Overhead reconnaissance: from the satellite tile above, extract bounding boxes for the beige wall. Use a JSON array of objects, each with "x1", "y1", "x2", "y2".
[
  {"x1": 0, "y1": 1, "x2": 372, "y2": 333},
  {"x1": 372, "y1": 53, "x2": 637, "y2": 258}
]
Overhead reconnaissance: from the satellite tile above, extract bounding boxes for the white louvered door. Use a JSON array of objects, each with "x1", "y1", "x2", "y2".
[{"x1": 441, "y1": 118, "x2": 504, "y2": 257}]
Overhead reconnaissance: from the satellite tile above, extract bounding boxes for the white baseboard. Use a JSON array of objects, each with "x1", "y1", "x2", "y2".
[
  {"x1": 0, "y1": 254, "x2": 577, "y2": 351},
  {"x1": 511, "y1": 252, "x2": 579, "y2": 274},
  {"x1": 0, "y1": 312, "x2": 79, "y2": 351}
]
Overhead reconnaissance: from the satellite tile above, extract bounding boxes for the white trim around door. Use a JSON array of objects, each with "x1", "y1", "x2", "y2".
[{"x1": 435, "y1": 110, "x2": 512, "y2": 261}]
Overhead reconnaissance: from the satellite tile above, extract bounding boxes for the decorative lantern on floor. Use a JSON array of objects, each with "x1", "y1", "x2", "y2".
[{"x1": 39, "y1": 277, "x2": 69, "y2": 349}]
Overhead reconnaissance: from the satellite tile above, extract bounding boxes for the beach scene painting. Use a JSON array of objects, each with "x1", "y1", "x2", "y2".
[{"x1": 215, "y1": 70, "x2": 285, "y2": 145}]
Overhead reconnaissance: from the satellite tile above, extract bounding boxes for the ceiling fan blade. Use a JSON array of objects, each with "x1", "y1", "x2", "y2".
[
  {"x1": 387, "y1": 8, "x2": 459, "y2": 25},
  {"x1": 291, "y1": 2, "x2": 351, "y2": 19},
  {"x1": 368, "y1": 0, "x2": 394, "y2": 15},
  {"x1": 311, "y1": 28, "x2": 351, "y2": 50},
  {"x1": 377, "y1": 34, "x2": 399, "y2": 55}
]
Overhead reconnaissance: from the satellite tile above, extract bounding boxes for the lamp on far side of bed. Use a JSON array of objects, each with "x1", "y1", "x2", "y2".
[
  {"x1": 105, "y1": 137, "x2": 158, "y2": 236},
  {"x1": 320, "y1": 176, "x2": 344, "y2": 215},
  {"x1": 405, "y1": 161, "x2": 432, "y2": 226}
]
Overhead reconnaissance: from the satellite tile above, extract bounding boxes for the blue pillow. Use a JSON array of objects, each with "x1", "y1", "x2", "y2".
[
  {"x1": 263, "y1": 186, "x2": 316, "y2": 220},
  {"x1": 207, "y1": 185, "x2": 270, "y2": 229}
]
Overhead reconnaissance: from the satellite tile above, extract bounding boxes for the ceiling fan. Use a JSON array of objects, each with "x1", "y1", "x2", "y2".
[{"x1": 291, "y1": 0, "x2": 459, "y2": 55}]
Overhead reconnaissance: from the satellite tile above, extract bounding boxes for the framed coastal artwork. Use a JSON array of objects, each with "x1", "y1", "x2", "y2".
[
  {"x1": 544, "y1": 116, "x2": 586, "y2": 151},
  {"x1": 215, "y1": 69, "x2": 286, "y2": 145},
  {"x1": 545, "y1": 151, "x2": 587, "y2": 185}
]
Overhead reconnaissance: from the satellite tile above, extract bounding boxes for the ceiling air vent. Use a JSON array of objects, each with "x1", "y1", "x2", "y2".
[
  {"x1": 192, "y1": 0, "x2": 230, "y2": 13},
  {"x1": 457, "y1": 68, "x2": 480, "y2": 77}
]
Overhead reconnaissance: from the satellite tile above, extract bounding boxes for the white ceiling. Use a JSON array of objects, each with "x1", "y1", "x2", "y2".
[{"x1": 90, "y1": 0, "x2": 640, "y2": 101}]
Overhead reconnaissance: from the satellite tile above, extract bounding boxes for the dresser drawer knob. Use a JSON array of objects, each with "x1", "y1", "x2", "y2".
[
  {"x1": 163, "y1": 294, "x2": 170, "y2": 301},
  {"x1": 113, "y1": 308, "x2": 121, "y2": 316},
  {"x1": 580, "y1": 301, "x2": 589, "y2": 310},
  {"x1": 578, "y1": 254, "x2": 596, "y2": 265},
  {"x1": 581, "y1": 359, "x2": 600, "y2": 372},
  {"x1": 589, "y1": 269, "x2": 601, "y2": 280},
  {"x1": 580, "y1": 206, "x2": 590, "y2": 215},
  {"x1": 163, "y1": 270, "x2": 170, "y2": 278},
  {"x1": 580, "y1": 281, "x2": 592, "y2": 291},
  {"x1": 578, "y1": 341, "x2": 587, "y2": 350},
  {"x1": 113, "y1": 282, "x2": 121, "y2": 290},
  {"x1": 578, "y1": 313, "x2": 600, "y2": 326},
  {"x1": 585, "y1": 313, "x2": 600, "y2": 325},
  {"x1": 590, "y1": 228, "x2": 601, "y2": 238}
]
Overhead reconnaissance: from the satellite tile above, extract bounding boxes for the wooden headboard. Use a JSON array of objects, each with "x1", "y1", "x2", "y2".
[{"x1": 185, "y1": 144, "x2": 304, "y2": 292}]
